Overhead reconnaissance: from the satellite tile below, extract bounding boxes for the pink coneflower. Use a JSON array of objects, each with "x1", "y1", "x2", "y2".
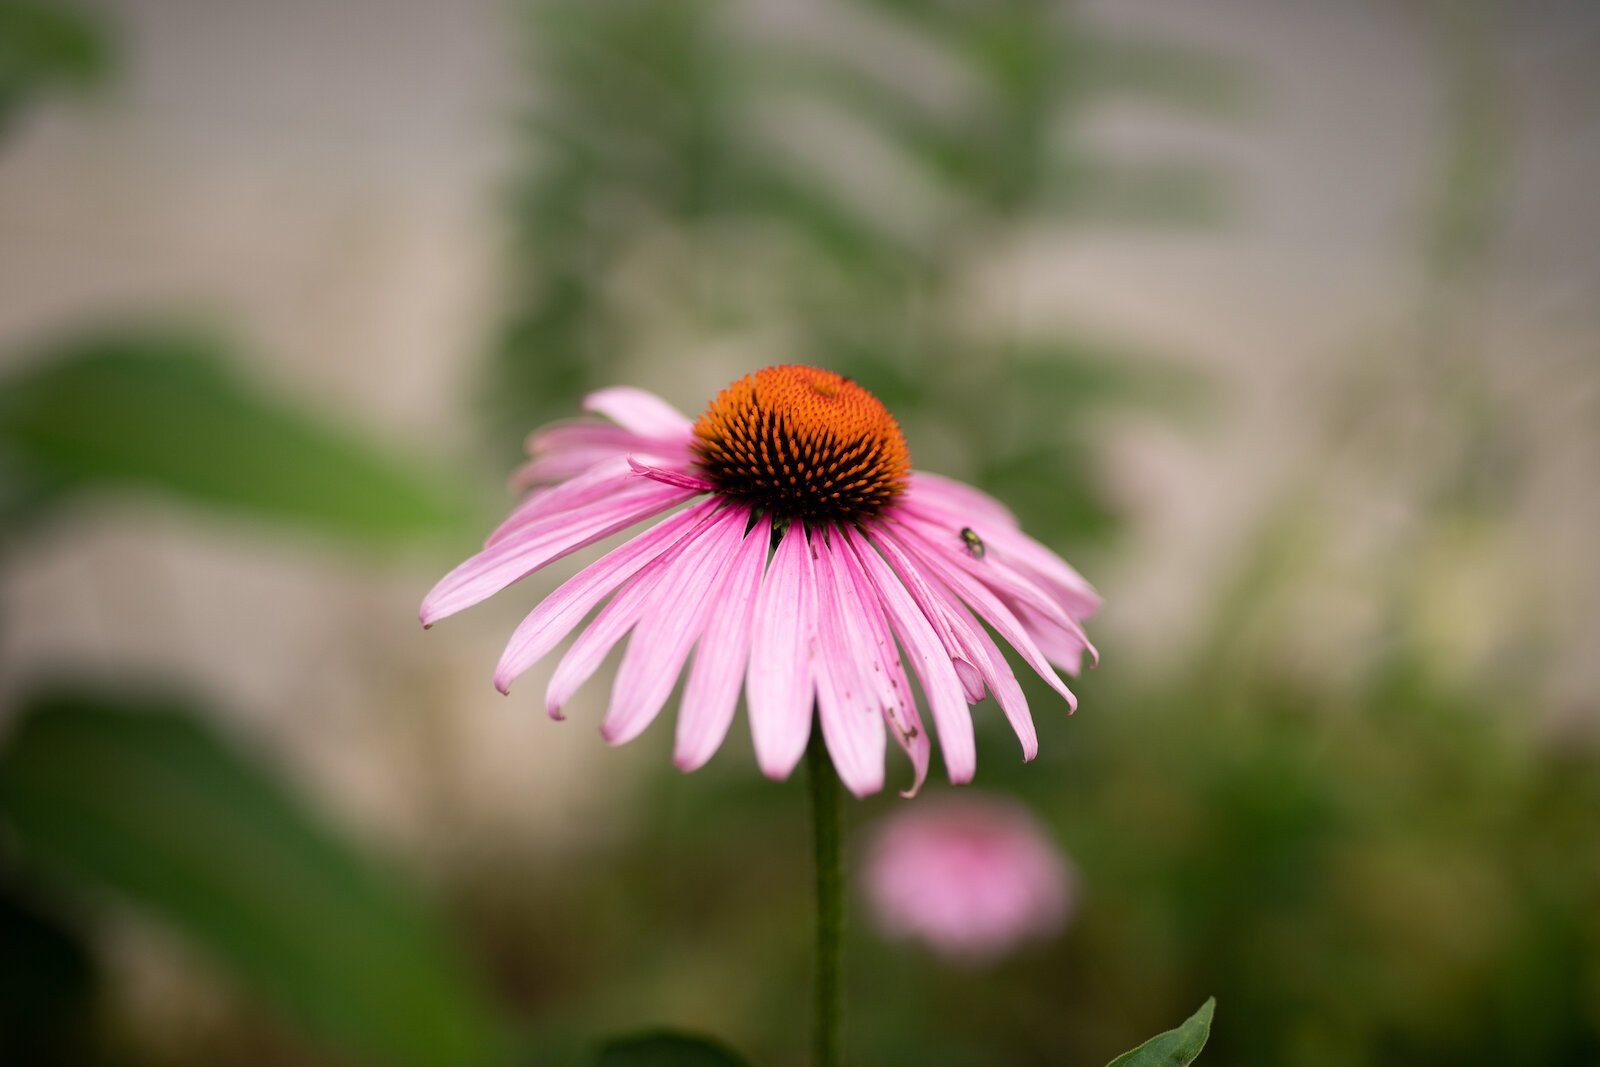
[
  {"x1": 863, "y1": 794, "x2": 1074, "y2": 964},
  {"x1": 421, "y1": 365, "x2": 1098, "y2": 797}
]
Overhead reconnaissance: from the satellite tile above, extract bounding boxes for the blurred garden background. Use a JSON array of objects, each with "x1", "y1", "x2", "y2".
[{"x1": 2, "y1": 0, "x2": 1598, "y2": 1064}]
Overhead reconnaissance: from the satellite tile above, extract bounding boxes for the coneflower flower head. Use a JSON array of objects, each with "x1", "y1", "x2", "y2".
[{"x1": 422, "y1": 366, "x2": 1099, "y2": 797}]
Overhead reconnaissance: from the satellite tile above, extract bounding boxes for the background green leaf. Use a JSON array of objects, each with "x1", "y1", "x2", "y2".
[
  {"x1": 595, "y1": 1030, "x2": 753, "y2": 1067},
  {"x1": 0, "y1": 686, "x2": 510, "y2": 1067},
  {"x1": 0, "y1": 0, "x2": 111, "y2": 134},
  {"x1": 0, "y1": 329, "x2": 473, "y2": 545},
  {"x1": 1106, "y1": 998, "x2": 1215, "y2": 1067}
]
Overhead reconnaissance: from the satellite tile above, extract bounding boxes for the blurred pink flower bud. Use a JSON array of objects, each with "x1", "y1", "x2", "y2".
[{"x1": 862, "y1": 794, "x2": 1074, "y2": 965}]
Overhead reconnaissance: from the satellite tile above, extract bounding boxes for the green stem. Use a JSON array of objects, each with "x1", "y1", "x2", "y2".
[{"x1": 806, "y1": 729, "x2": 844, "y2": 1067}]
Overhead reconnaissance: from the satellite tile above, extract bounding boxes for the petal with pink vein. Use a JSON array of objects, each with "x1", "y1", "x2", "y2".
[
  {"x1": 845, "y1": 526, "x2": 975, "y2": 784},
  {"x1": 926, "y1": 581, "x2": 1038, "y2": 761},
  {"x1": 894, "y1": 513, "x2": 1096, "y2": 662},
  {"x1": 812, "y1": 533, "x2": 887, "y2": 797},
  {"x1": 747, "y1": 523, "x2": 817, "y2": 780},
  {"x1": 544, "y1": 508, "x2": 723, "y2": 719},
  {"x1": 675, "y1": 512, "x2": 771, "y2": 772},
  {"x1": 603, "y1": 506, "x2": 748, "y2": 745},
  {"x1": 881, "y1": 526, "x2": 1078, "y2": 713},
  {"x1": 494, "y1": 501, "x2": 715, "y2": 692},
  {"x1": 422, "y1": 481, "x2": 698, "y2": 626},
  {"x1": 583, "y1": 386, "x2": 694, "y2": 438},
  {"x1": 867, "y1": 528, "x2": 982, "y2": 698},
  {"x1": 834, "y1": 532, "x2": 929, "y2": 796},
  {"x1": 907, "y1": 471, "x2": 1018, "y2": 528}
]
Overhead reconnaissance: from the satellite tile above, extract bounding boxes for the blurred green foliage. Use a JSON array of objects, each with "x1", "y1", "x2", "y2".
[
  {"x1": 490, "y1": 0, "x2": 1219, "y2": 549},
  {"x1": 0, "y1": 0, "x2": 111, "y2": 135},
  {"x1": 0, "y1": 329, "x2": 474, "y2": 546},
  {"x1": 0, "y1": 687, "x2": 510, "y2": 1067}
]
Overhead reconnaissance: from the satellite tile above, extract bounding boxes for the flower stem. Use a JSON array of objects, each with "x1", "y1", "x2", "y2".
[{"x1": 806, "y1": 729, "x2": 844, "y2": 1067}]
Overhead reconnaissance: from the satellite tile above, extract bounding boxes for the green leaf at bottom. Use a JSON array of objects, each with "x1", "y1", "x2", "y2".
[
  {"x1": 1106, "y1": 997, "x2": 1216, "y2": 1067},
  {"x1": 0, "y1": 686, "x2": 507, "y2": 1067},
  {"x1": 596, "y1": 1030, "x2": 753, "y2": 1067}
]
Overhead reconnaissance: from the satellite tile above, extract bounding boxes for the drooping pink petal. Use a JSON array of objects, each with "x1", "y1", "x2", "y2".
[
  {"x1": 906, "y1": 471, "x2": 1018, "y2": 528},
  {"x1": 583, "y1": 386, "x2": 695, "y2": 438},
  {"x1": 1014, "y1": 601, "x2": 1093, "y2": 677},
  {"x1": 899, "y1": 488, "x2": 1101, "y2": 619},
  {"x1": 527, "y1": 420, "x2": 682, "y2": 458},
  {"x1": 510, "y1": 450, "x2": 623, "y2": 489},
  {"x1": 626, "y1": 456, "x2": 715, "y2": 492},
  {"x1": 812, "y1": 533, "x2": 887, "y2": 797},
  {"x1": 493, "y1": 501, "x2": 715, "y2": 693},
  {"x1": 602, "y1": 506, "x2": 749, "y2": 745},
  {"x1": 427, "y1": 482, "x2": 696, "y2": 625},
  {"x1": 833, "y1": 530, "x2": 928, "y2": 797},
  {"x1": 925, "y1": 581, "x2": 1038, "y2": 761},
  {"x1": 747, "y1": 522, "x2": 817, "y2": 781},
  {"x1": 879, "y1": 526, "x2": 1078, "y2": 713},
  {"x1": 893, "y1": 513, "x2": 1097, "y2": 663},
  {"x1": 422, "y1": 480, "x2": 699, "y2": 626},
  {"x1": 491, "y1": 456, "x2": 700, "y2": 551},
  {"x1": 513, "y1": 422, "x2": 691, "y2": 489},
  {"x1": 488, "y1": 455, "x2": 638, "y2": 547},
  {"x1": 544, "y1": 507, "x2": 724, "y2": 718},
  {"x1": 866, "y1": 528, "x2": 984, "y2": 700},
  {"x1": 675, "y1": 512, "x2": 772, "y2": 772},
  {"x1": 845, "y1": 526, "x2": 975, "y2": 784},
  {"x1": 876, "y1": 535, "x2": 1039, "y2": 757}
]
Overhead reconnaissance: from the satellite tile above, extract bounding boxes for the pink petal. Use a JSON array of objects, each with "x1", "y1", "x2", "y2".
[
  {"x1": 894, "y1": 512, "x2": 1097, "y2": 663},
  {"x1": 510, "y1": 450, "x2": 624, "y2": 489},
  {"x1": 527, "y1": 420, "x2": 681, "y2": 458},
  {"x1": 874, "y1": 536, "x2": 991, "y2": 710},
  {"x1": 865, "y1": 527, "x2": 982, "y2": 697},
  {"x1": 423, "y1": 480, "x2": 697, "y2": 626},
  {"x1": 544, "y1": 508, "x2": 723, "y2": 718},
  {"x1": 513, "y1": 423, "x2": 691, "y2": 490},
  {"x1": 926, "y1": 582, "x2": 1038, "y2": 761},
  {"x1": 834, "y1": 532, "x2": 929, "y2": 797},
  {"x1": 1015, "y1": 601, "x2": 1093, "y2": 677},
  {"x1": 812, "y1": 533, "x2": 887, "y2": 797},
  {"x1": 488, "y1": 455, "x2": 638, "y2": 547},
  {"x1": 907, "y1": 471, "x2": 1018, "y2": 528},
  {"x1": 845, "y1": 527, "x2": 975, "y2": 785},
  {"x1": 626, "y1": 456, "x2": 715, "y2": 492},
  {"x1": 493, "y1": 501, "x2": 714, "y2": 693},
  {"x1": 747, "y1": 522, "x2": 817, "y2": 781},
  {"x1": 880, "y1": 526, "x2": 1078, "y2": 713},
  {"x1": 583, "y1": 386, "x2": 694, "y2": 438},
  {"x1": 899, "y1": 489, "x2": 1101, "y2": 619},
  {"x1": 602, "y1": 506, "x2": 749, "y2": 745},
  {"x1": 675, "y1": 512, "x2": 772, "y2": 772}
]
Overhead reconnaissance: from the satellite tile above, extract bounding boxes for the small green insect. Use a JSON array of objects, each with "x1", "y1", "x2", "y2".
[{"x1": 959, "y1": 526, "x2": 986, "y2": 559}]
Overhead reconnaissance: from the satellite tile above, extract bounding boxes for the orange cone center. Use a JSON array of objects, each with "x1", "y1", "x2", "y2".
[{"x1": 691, "y1": 365, "x2": 911, "y2": 523}]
